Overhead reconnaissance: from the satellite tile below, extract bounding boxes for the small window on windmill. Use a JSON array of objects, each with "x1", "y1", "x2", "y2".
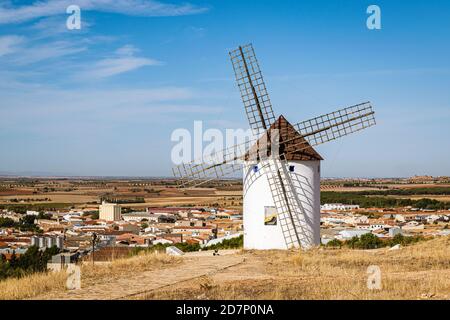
[
  {"x1": 289, "y1": 165, "x2": 295, "y2": 172},
  {"x1": 253, "y1": 165, "x2": 258, "y2": 173},
  {"x1": 264, "y1": 206, "x2": 277, "y2": 226}
]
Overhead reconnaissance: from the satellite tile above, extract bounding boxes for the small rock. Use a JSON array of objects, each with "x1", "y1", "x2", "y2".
[{"x1": 388, "y1": 244, "x2": 401, "y2": 251}]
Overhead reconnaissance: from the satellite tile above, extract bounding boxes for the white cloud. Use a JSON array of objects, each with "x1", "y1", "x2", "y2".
[
  {"x1": 76, "y1": 44, "x2": 162, "y2": 79},
  {"x1": 0, "y1": 0, "x2": 208, "y2": 24},
  {"x1": 115, "y1": 44, "x2": 139, "y2": 56},
  {"x1": 30, "y1": 16, "x2": 93, "y2": 37},
  {"x1": 0, "y1": 34, "x2": 88, "y2": 65},
  {"x1": 93, "y1": 57, "x2": 160, "y2": 77},
  {"x1": 11, "y1": 41, "x2": 87, "y2": 65},
  {"x1": 0, "y1": 35, "x2": 25, "y2": 56},
  {"x1": 0, "y1": 85, "x2": 221, "y2": 130}
]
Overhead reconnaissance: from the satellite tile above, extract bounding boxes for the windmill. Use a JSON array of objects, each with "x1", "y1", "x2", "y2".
[{"x1": 172, "y1": 44, "x2": 376, "y2": 250}]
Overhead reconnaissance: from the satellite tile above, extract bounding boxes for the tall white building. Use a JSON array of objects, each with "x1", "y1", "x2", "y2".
[{"x1": 99, "y1": 201, "x2": 122, "y2": 222}]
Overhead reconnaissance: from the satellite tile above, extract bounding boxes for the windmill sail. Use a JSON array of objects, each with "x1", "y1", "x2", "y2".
[
  {"x1": 172, "y1": 103, "x2": 375, "y2": 188},
  {"x1": 294, "y1": 101, "x2": 376, "y2": 147},
  {"x1": 169, "y1": 43, "x2": 379, "y2": 251},
  {"x1": 229, "y1": 44, "x2": 276, "y2": 132}
]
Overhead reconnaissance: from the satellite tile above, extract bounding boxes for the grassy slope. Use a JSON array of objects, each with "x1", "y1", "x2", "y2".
[
  {"x1": 1, "y1": 237, "x2": 449, "y2": 300},
  {"x1": 0, "y1": 251, "x2": 180, "y2": 300},
  {"x1": 143, "y1": 237, "x2": 450, "y2": 300}
]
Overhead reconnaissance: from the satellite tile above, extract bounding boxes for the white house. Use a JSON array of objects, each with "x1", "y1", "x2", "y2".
[
  {"x1": 336, "y1": 229, "x2": 371, "y2": 240},
  {"x1": 402, "y1": 221, "x2": 425, "y2": 230},
  {"x1": 152, "y1": 238, "x2": 173, "y2": 245},
  {"x1": 426, "y1": 215, "x2": 441, "y2": 224},
  {"x1": 321, "y1": 203, "x2": 360, "y2": 211},
  {"x1": 122, "y1": 212, "x2": 153, "y2": 222},
  {"x1": 369, "y1": 224, "x2": 385, "y2": 231}
]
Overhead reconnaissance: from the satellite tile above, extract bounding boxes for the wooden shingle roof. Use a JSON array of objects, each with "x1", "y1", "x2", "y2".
[{"x1": 245, "y1": 115, "x2": 323, "y2": 161}]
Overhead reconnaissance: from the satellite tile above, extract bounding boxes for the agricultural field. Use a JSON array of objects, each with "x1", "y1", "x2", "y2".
[
  {"x1": 2, "y1": 178, "x2": 450, "y2": 212},
  {"x1": 0, "y1": 178, "x2": 244, "y2": 211}
]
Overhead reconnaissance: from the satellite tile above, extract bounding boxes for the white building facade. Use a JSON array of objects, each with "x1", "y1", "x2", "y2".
[
  {"x1": 321, "y1": 203, "x2": 360, "y2": 211},
  {"x1": 242, "y1": 116, "x2": 323, "y2": 250},
  {"x1": 243, "y1": 160, "x2": 321, "y2": 250}
]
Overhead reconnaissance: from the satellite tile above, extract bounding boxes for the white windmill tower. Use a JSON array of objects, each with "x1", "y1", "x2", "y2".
[{"x1": 172, "y1": 44, "x2": 376, "y2": 250}]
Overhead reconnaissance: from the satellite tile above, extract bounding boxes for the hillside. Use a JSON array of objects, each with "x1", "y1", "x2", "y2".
[{"x1": 1, "y1": 237, "x2": 449, "y2": 300}]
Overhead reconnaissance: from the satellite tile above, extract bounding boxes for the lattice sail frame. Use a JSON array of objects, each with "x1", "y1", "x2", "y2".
[
  {"x1": 230, "y1": 44, "x2": 276, "y2": 132},
  {"x1": 172, "y1": 102, "x2": 376, "y2": 188},
  {"x1": 294, "y1": 101, "x2": 376, "y2": 147}
]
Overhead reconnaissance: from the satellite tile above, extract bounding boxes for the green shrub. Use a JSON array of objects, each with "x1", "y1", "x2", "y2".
[{"x1": 325, "y1": 239, "x2": 343, "y2": 248}]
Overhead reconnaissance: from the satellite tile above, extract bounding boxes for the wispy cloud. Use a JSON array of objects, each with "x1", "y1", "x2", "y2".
[
  {"x1": 0, "y1": 35, "x2": 25, "y2": 56},
  {"x1": 0, "y1": 0, "x2": 208, "y2": 24},
  {"x1": 12, "y1": 40, "x2": 87, "y2": 65},
  {"x1": 30, "y1": 15, "x2": 93, "y2": 37},
  {"x1": 75, "y1": 44, "x2": 161, "y2": 79},
  {"x1": 0, "y1": 34, "x2": 85, "y2": 66},
  {"x1": 0, "y1": 85, "x2": 221, "y2": 131}
]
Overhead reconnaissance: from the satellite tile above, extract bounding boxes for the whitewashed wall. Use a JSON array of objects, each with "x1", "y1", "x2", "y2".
[{"x1": 243, "y1": 160, "x2": 321, "y2": 249}]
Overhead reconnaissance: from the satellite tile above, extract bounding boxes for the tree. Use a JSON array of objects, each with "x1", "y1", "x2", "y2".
[
  {"x1": 326, "y1": 239, "x2": 343, "y2": 248},
  {"x1": 346, "y1": 236, "x2": 360, "y2": 249},
  {"x1": 0, "y1": 217, "x2": 16, "y2": 228},
  {"x1": 9, "y1": 251, "x2": 18, "y2": 269},
  {"x1": 390, "y1": 233, "x2": 405, "y2": 246},
  {"x1": 357, "y1": 233, "x2": 383, "y2": 249},
  {"x1": 20, "y1": 215, "x2": 36, "y2": 225},
  {"x1": 37, "y1": 212, "x2": 52, "y2": 220},
  {"x1": 89, "y1": 211, "x2": 99, "y2": 220}
]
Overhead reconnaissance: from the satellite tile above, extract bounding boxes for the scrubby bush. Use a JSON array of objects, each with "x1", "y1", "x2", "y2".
[{"x1": 325, "y1": 239, "x2": 343, "y2": 248}]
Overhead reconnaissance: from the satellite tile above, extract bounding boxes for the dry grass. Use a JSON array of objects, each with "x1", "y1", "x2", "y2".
[
  {"x1": 0, "y1": 271, "x2": 67, "y2": 300},
  {"x1": 0, "y1": 251, "x2": 181, "y2": 300},
  {"x1": 3, "y1": 238, "x2": 449, "y2": 300},
  {"x1": 81, "y1": 251, "x2": 181, "y2": 286},
  {"x1": 142, "y1": 237, "x2": 450, "y2": 300}
]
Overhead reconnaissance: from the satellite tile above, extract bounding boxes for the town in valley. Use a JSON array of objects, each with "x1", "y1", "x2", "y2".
[{"x1": 1, "y1": 175, "x2": 450, "y2": 268}]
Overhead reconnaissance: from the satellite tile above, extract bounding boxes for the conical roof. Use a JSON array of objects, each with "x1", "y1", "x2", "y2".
[{"x1": 244, "y1": 115, "x2": 323, "y2": 161}]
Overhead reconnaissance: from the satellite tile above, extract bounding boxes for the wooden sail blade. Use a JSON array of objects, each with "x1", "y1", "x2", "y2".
[
  {"x1": 292, "y1": 102, "x2": 376, "y2": 148},
  {"x1": 229, "y1": 44, "x2": 276, "y2": 132}
]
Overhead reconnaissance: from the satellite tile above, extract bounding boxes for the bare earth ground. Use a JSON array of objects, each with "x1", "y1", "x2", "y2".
[
  {"x1": 34, "y1": 251, "x2": 244, "y2": 300},
  {"x1": 30, "y1": 237, "x2": 450, "y2": 300}
]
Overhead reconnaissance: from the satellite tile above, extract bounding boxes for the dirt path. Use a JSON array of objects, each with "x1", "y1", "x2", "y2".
[{"x1": 35, "y1": 253, "x2": 245, "y2": 300}]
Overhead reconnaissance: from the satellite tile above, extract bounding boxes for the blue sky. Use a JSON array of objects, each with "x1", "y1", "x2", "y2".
[{"x1": 0, "y1": 0, "x2": 449, "y2": 178}]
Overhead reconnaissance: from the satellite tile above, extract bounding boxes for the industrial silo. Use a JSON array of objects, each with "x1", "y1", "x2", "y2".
[
  {"x1": 38, "y1": 237, "x2": 45, "y2": 248},
  {"x1": 56, "y1": 236, "x2": 64, "y2": 250},
  {"x1": 46, "y1": 237, "x2": 55, "y2": 248},
  {"x1": 31, "y1": 236, "x2": 38, "y2": 247}
]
